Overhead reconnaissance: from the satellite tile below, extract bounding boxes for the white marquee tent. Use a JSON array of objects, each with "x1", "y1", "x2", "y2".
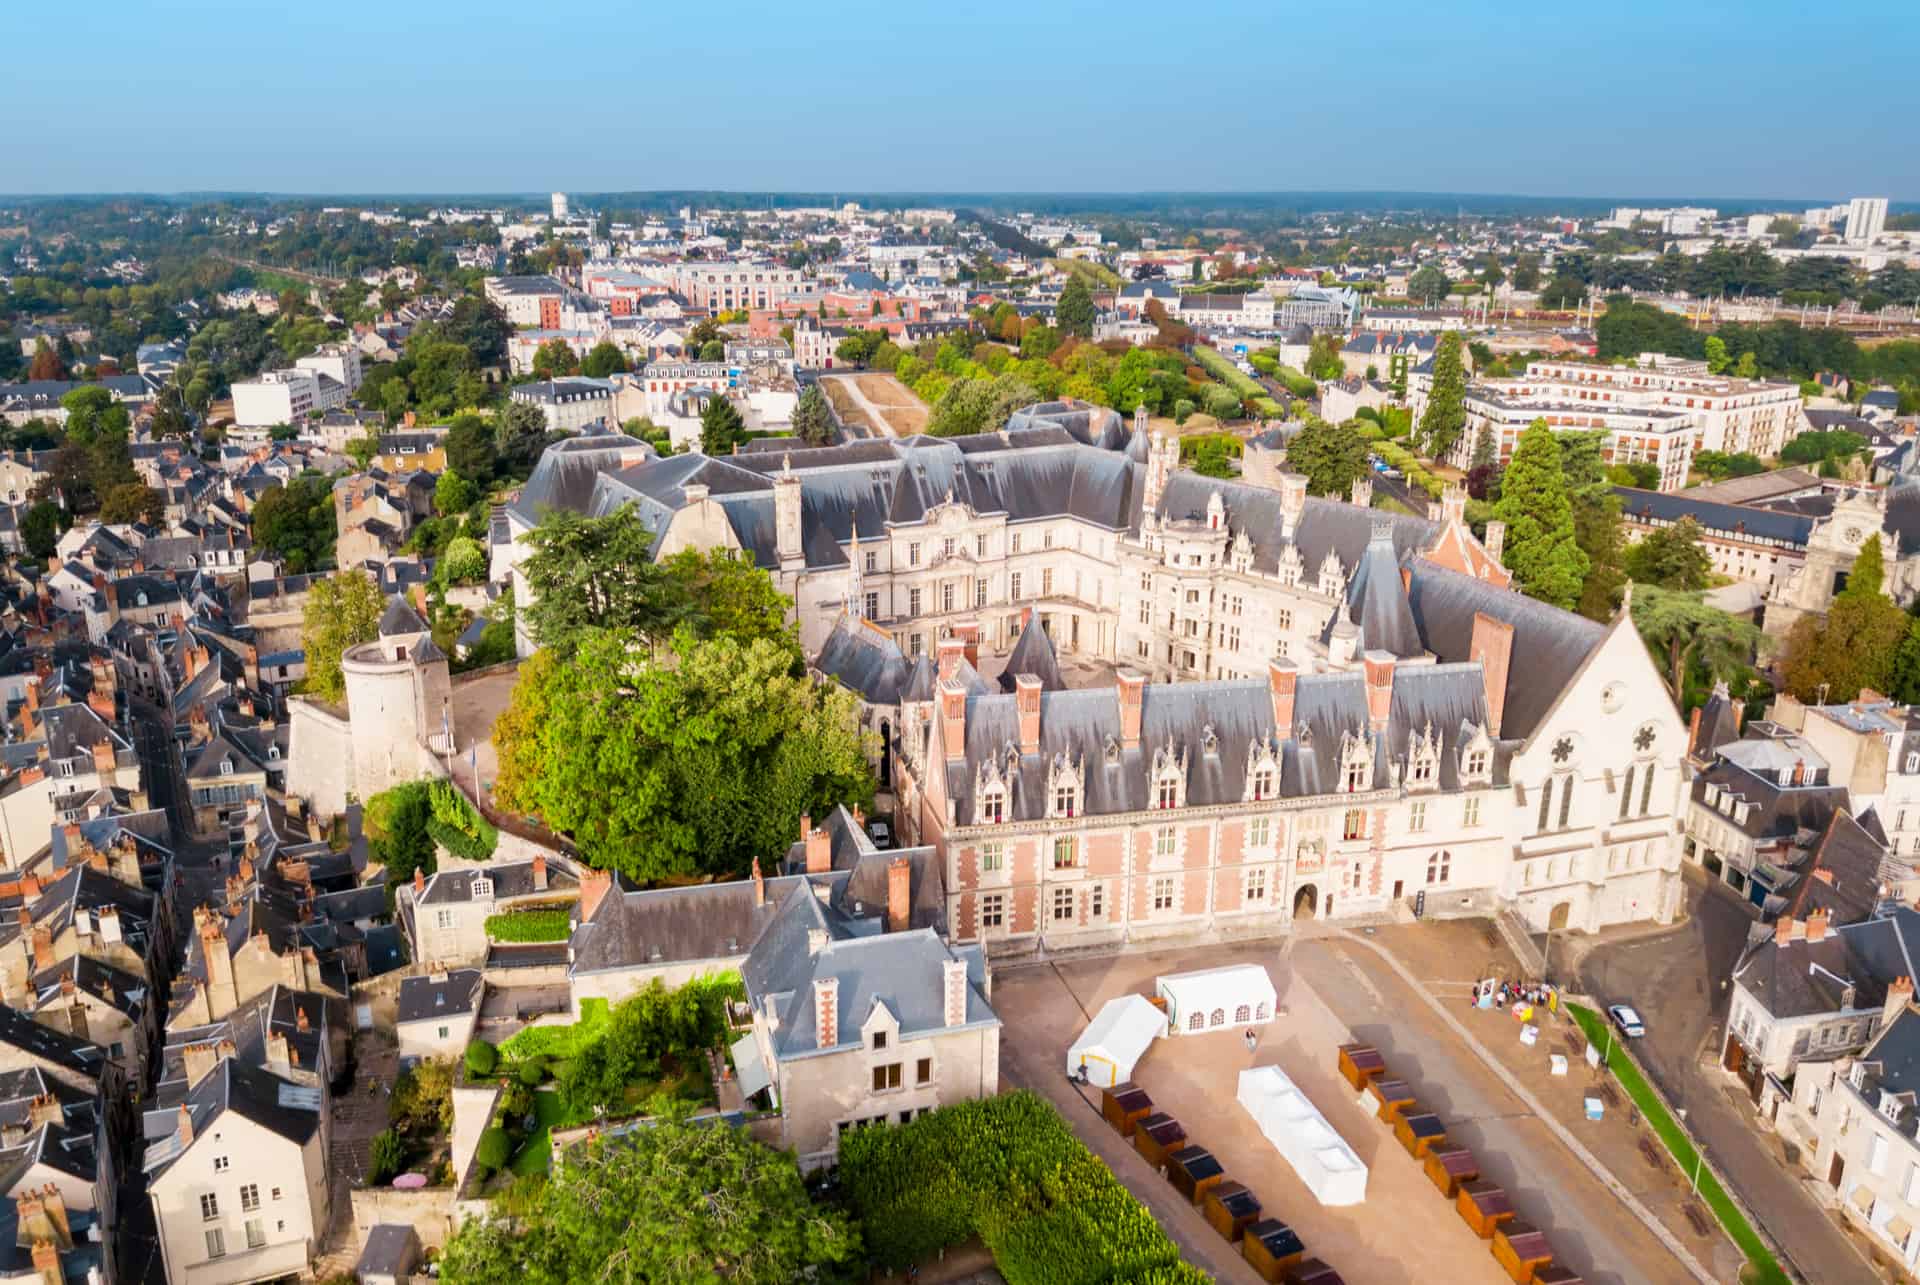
[
  {"x1": 1067, "y1": 994, "x2": 1167, "y2": 1087},
  {"x1": 1237, "y1": 1064, "x2": 1368, "y2": 1206},
  {"x1": 1155, "y1": 964, "x2": 1278, "y2": 1036}
]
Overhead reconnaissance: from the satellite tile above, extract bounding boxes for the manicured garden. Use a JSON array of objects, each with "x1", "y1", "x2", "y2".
[
  {"x1": 840, "y1": 1090, "x2": 1210, "y2": 1285},
  {"x1": 1191, "y1": 345, "x2": 1283, "y2": 418},
  {"x1": 1567, "y1": 1003, "x2": 1788, "y2": 1285},
  {"x1": 483, "y1": 907, "x2": 573, "y2": 943}
]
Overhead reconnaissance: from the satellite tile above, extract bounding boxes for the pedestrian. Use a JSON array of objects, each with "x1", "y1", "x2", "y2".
[{"x1": 1244, "y1": 1028, "x2": 1258, "y2": 1054}]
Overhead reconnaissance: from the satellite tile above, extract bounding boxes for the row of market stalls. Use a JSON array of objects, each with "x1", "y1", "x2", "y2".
[
  {"x1": 1337, "y1": 1041, "x2": 1583, "y2": 1284},
  {"x1": 1072, "y1": 965, "x2": 1346, "y2": 1284}
]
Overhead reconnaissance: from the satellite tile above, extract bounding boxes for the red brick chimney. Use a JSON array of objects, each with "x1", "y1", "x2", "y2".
[
  {"x1": 751, "y1": 856, "x2": 765, "y2": 908},
  {"x1": 1807, "y1": 907, "x2": 1831, "y2": 943},
  {"x1": 532, "y1": 853, "x2": 547, "y2": 892},
  {"x1": 1015, "y1": 674, "x2": 1042, "y2": 755},
  {"x1": 803, "y1": 814, "x2": 831, "y2": 874},
  {"x1": 1269, "y1": 658, "x2": 1298, "y2": 741},
  {"x1": 952, "y1": 620, "x2": 980, "y2": 670},
  {"x1": 1117, "y1": 671, "x2": 1145, "y2": 751},
  {"x1": 938, "y1": 678, "x2": 968, "y2": 761},
  {"x1": 936, "y1": 635, "x2": 966, "y2": 682},
  {"x1": 813, "y1": 974, "x2": 839, "y2": 1048},
  {"x1": 887, "y1": 857, "x2": 911, "y2": 932},
  {"x1": 578, "y1": 868, "x2": 612, "y2": 923},
  {"x1": 1469, "y1": 612, "x2": 1513, "y2": 737},
  {"x1": 1886, "y1": 975, "x2": 1915, "y2": 1028},
  {"x1": 1362, "y1": 650, "x2": 1395, "y2": 732}
]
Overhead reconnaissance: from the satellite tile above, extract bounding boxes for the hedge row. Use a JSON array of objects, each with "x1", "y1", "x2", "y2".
[
  {"x1": 484, "y1": 909, "x2": 573, "y2": 942},
  {"x1": 427, "y1": 781, "x2": 497, "y2": 860},
  {"x1": 1191, "y1": 346, "x2": 1283, "y2": 418},
  {"x1": 840, "y1": 1091, "x2": 1210, "y2": 1285},
  {"x1": 1370, "y1": 441, "x2": 1448, "y2": 501}
]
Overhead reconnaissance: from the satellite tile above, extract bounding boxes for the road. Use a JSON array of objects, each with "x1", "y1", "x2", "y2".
[
  {"x1": 1575, "y1": 870, "x2": 1875, "y2": 1284},
  {"x1": 208, "y1": 250, "x2": 346, "y2": 288}
]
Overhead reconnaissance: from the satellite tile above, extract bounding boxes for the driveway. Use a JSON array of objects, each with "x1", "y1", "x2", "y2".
[{"x1": 1574, "y1": 869, "x2": 1876, "y2": 1284}]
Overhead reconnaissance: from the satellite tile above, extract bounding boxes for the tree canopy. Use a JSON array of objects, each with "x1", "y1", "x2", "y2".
[
  {"x1": 790, "y1": 384, "x2": 832, "y2": 447},
  {"x1": 1417, "y1": 331, "x2": 1466, "y2": 457},
  {"x1": 1056, "y1": 277, "x2": 1095, "y2": 338},
  {"x1": 1779, "y1": 534, "x2": 1910, "y2": 702},
  {"x1": 492, "y1": 628, "x2": 871, "y2": 881},
  {"x1": 1493, "y1": 419, "x2": 1586, "y2": 609},
  {"x1": 1623, "y1": 516, "x2": 1713, "y2": 591},
  {"x1": 1631, "y1": 586, "x2": 1761, "y2": 706},
  {"x1": 699, "y1": 396, "x2": 746, "y2": 455},
  {"x1": 301, "y1": 571, "x2": 385, "y2": 704},
  {"x1": 439, "y1": 1120, "x2": 859, "y2": 1285},
  {"x1": 1284, "y1": 417, "x2": 1369, "y2": 497},
  {"x1": 252, "y1": 473, "x2": 337, "y2": 573}
]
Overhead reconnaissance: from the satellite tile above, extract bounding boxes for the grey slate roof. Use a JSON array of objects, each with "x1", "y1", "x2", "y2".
[
  {"x1": 397, "y1": 969, "x2": 483, "y2": 1024},
  {"x1": 1787, "y1": 810, "x2": 1893, "y2": 925},
  {"x1": 143, "y1": 1057, "x2": 320, "y2": 1178},
  {"x1": 813, "y1": 615, "x2": 911, "y2": 705},
  {"x1": 999, "y1": 614, "x2": 1065, "y2": 692}
]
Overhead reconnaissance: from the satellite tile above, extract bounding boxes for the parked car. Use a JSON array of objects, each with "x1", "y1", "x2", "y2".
[
  {"x1": 1608, "y1": 1004, "x2": 1646, "y2": 1038},
  {"x1": 867, "y1": 819, "x2": 892, "y2": 849}
]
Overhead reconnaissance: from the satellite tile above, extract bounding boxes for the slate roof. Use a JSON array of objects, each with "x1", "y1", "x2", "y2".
[
  {"x1": 813, "y1": 615, "x2": 911, "y2": 705},
  {"x1": 143, "y1": 1057, "x2": 321, "y2": 1178},
  {"x1": 1735, "y1": 907, "x2": 1920, "y2": 1022},
  {"x1": 397, "y1": 969, "x2": 483, "y2": 1024},
  {"x1": 1611, "y1": 487, "x2": 1814, "y2": 548},
  {"x1": 999, "y1": 613, "x2": 1065, "y2": 692},
  {"x1": 377, "y1": 595, "x2": 427, "y2": 637},
  {"x1": 1787, "y1": 810, "x2": 1894, "y2": 925}
]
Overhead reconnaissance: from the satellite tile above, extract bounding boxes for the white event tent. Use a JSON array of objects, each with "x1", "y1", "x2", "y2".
[
  {"x1": 1066, "y1": 994, "x2": 1167, "y2": 1086},
  {"x1": 1155, "y1": 964, "x2": 1278, "y2": 1035},
  {"x1": 1237, "y1": 1064, "x2": 1368, "y2": 1206}
]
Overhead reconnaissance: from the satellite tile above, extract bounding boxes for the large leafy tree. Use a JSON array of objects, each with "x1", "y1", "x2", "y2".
[
  {"x1": 1623, "y1": 516, "x2": 1713, "y2": 591},
  {"x1": 1779, "y1": 534, "x2": 1910, "y2": 702},
  {"x1": 439, "y1": 1120, "x2": 859, "y2": 1285},
  {"x1": 301, "y1": 570, "x2": 385, "y2": 703},
  {"x1": 446, "y1": 411, "x2": 497, "y2": 480},
  {"x1": 531, "y1": 338, "x2": 580, "y2": 380},
  {"x1": 1407, "y1": 265, "x2": 1450, "y2": 305},
  {"x1": 495, "y1": 401, "x2": 551, "y2": 475},
  {"x1": 1631, "y1": 586, "x2": 1761, "y2": 705},
  {"x1": 790, "y1": 384, "x2": 833, "y2": 447},
  {"x1": 519, "y1": 505, "x2": 678, "y2": 657},
  {"x1": 1493, "y1": 419, "x2": 1586, "y2": 609},
  {"x1": 700, "y1": 396, "x2": 746, "y2": 455},
  {"x1": 20, "y1": 502, "x2": 66, "y2": 561},
  {"x1": 493, "y1": 628, "x2": 871, "y2": 881},
  {"x1": 1056, "y1": 277, "x2": 1096, "y2": 339},
  {"x1": 99, "y1": 483, "x2": 165, "y2": 526},
  {"x1": 580, "y1": 340, "x2": 628, "y2": 378},
  {"x1": 926, "y1": 374, "x2": 1039, "y2": 437},
  {"x1": 1573, "y1": 494, "x2": 1627, "y2": 621},
  {"x1": 1305, "y1": 333, "x2": 1345, "y2": 382},
  {"x1": 1417, "y1": 331, "x2": 1467, "y2": 458},
  {"x1": 1284, "y1": 416, "x2": 1369, "y2": 497},
  {"x1": 252, "y1": 474, "x2": 338, "y2": 572}
]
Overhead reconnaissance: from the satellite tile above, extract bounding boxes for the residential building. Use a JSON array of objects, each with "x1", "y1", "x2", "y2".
[
  {"x1": 508, "y1": 378, "x2": 613, "y2": 434},
  {"x1": 1684, "y1": 723, "x2": 1850, "y2": 904},
  {"x1": 669, "y1": 263, "x2": 806, "y2": 314},
  {"x1": 1177, "y1": 292, "x2": 1274, "y2": 330},
  {"x1": 291, "y1": 344, "x2": 362, "y2": 397},
  {"x1": 394, "y1": 969, "x2": 483, "y2": 1059},
  {"x1": 1612, "y1": 487, "x2": 1811, "y2": 591},
  {"x1": 482, "y1": 275, "x2": 567, "y2": 329},
  {"x1": 230, "y1": 371, "x2": 346, "y2": 432},
  {"x1": 401, "y1": 857, "x2": 567, "y2": 969},
  {"x1": 1846, "y1": 198, "x2": 1890, "y2": 244}
]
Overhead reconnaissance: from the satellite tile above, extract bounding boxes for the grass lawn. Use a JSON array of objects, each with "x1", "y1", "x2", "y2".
[
  {"x1": 498, "y1": 998, "x2": 608, "y2": 1061},
  {"x1": 509, "y1": 1090, "x2": 593, "y2": 1176},
  {"x1": 1567, "y1": 1004, "x2": 1789, "y2": 1285}
]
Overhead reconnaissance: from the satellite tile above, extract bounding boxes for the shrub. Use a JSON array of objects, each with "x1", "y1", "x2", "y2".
[
  {"x1": 368, "y1": 1129, "x2": 406, "y2": 1185},
  {"x1": 1171, "y1": 398, "x2": 1194, "y2": 424},
  {"x1": 465, "y1": 1039, "x2": 498, "y2": 1078},
  {"x1": 517, "y1": 1059, "x2": 547, "y2": 1087},
  {"x1": 426, "y1": 781, "x2": 497, "y2": 861},
  {"x1": 475, "y1": 1127, "x2": 512, "y2": 1175},
  {"x1": 499, "y1": 1080, "x2": 533, "y2": 1122}
]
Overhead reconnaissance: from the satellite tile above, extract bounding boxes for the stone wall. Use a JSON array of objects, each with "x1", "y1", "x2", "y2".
[
  {"x1": 349, "y1": 1186, "x2": 458, "y2": 1250},
  {"x1": 286, "y1": 698, "x2": 354, "y2": 822}
]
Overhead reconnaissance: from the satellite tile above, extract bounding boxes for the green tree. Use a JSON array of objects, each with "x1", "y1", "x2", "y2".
[
  {"x1": 1631, "y1": 586, "x2": 1762, "y2": 704},
  {"x1": 699, "y1": 396, "x2": 746, "y2": 455},
  {"x1": 435, "y1": 471, "x2": 477, "y2": 517},
  {"x1": 1511, "y1": 255, "x2": 1541, "y2": 291},
  {"x1": 441, "y1": 536, "x2": 487, "y2": 584},
  {"x1": 1417, "y1": 331, "x2": 1467, "y2": 458},
  {"x1": 99, "y1": 482, "x2": 164, "y2": 526},
  {"x1": 253, "y1": 474, "x2": 338, "y2": 572},
  {"x1": 20, "y1": 502, "x2": 66, "y2": 561},
  {"x1": 1304, "y1": 333, "x2": 1345, "y2": 382},
  {"x1": 1284, "y1": 416, "x2": 1369, "y2": 497},
  {"x1": 301, "y1": 570, "x2": 385, "y2": 703},
  {"x1": 1056, "y1": 277, "x2": 1096, "y2": 338},
  {"x1": 1623, "y1": 515, "x2": 1712, "y2": 591},
  {"x1": 658, "y1": 548, "x2": 799, "y2": 655},
  {"x1": 1704, "y1": 336, "x2": 1730, "y2": 374},
  {"x1": 367, "y1": 780, "x2": 436, "y2": 885},
  {"x1": 492, "y1": 628, "x2": 871, "y2": 881},
  {"x1": 1407, "y1": 265, "x2": 1450, "y2": 305},
  {"x1": 1735, "y1": 351, "x2": 1758, "y2": 379},
  {"x1": 439, "y1": 1120, "x2": 858, "y2": 1285},
  {"x1": 925, "y1": 375, "x2": 1038, "y2": 438},
  {"x1": 531, "y1": 338, "x2": 580, "y2": 380},
  {"x1": 790, "y1": 384, "x2": 832, "y2": 447},
  {"x1": 698, "y1": 339, "x2": 726, "y2": 363},
  {"x1": 495, "y1": 401, "x2": 550, "y2": 474},
  {"x1": 1779, "y1": 535, "x2": 1910, "y2": 701},
  {"x1": 446, "y1": 412, "x2": 498, "y2": 480},
  {"x1": 519, "y1": 506, "x2": 677, "y2": 656},
  {"x1": 580, "y1": 340, "x2": 628, "y2": 378},
  {"x1": 1493, "y1": 420, "x2": 1587, "y2": 609},
  {"x1": 1573, "y1": 494, "x2": 1627, "y2": 621},
  {"x1": 344, "y1": 433, "x2": 379, "y2": 472}
]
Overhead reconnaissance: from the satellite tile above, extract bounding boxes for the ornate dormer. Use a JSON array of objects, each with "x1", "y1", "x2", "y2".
[
  {"x1": 1276, "y1": 543, "x2": 1304, "y2": 588},
  {"x1": 1152, "y1": 736, "x2": 1189, "y2": 809},
  {"x1": 1200, "y1": 723, "x2": 1220, "y2": 758},
  {"x1": 1045, "y1": 750, "x2": 1085, "y2": 819},
  {"x1": 1406, "y1": 721, "x2": 1442, "y2": 792},
  {"x1": 1339, "y1": 727, "x2": 1373, "y2": 793},
  {"x1": 1458, "y1": 722, "x2": 1494, "y2": 784},
  {"x1": 1230, "y1": 528, "x2": 1254, "y2": 574},
  {"x1": 972, "y1": 753, "x2": 1013, "y2": 826},
  {"x1": 1316, "y1": 549, "x2": 1345, "y2": 598},
  {"x1": 1103, "y1": 733, "x2": 1122, "y2": 767},
  {"x1": 1244, "y1": 734, "x2": 1281, "y2": 802},
  {"x1": 1206, "y1": 492, "x2": 1226, "y2": 532}
]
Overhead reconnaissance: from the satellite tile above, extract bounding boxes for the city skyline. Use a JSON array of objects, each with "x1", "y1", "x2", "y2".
[{"x1": 4, "y1": 0, "x2": 1916, "y2": 198}]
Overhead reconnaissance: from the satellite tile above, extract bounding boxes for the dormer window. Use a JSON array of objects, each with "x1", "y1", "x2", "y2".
[
  {"x1": 1880, "y1": 1090, "x2": 1906, "y2": 1123},
  {"x1": 1251, "y1": 766, "x2": 1274, "y2": 801},
  {"x1": 1157, "y1": 778, "x2": 1178, "y2": 809},
  {"x1": 1053, "y1": 784, "x2": 1077, "y2": 817},
  {"x1": 980, "y1": 789, "x2": 1004, "y2": 825},
  {"x1": 471, "y1": 878, "x2": 493, "y2": 899},
  {"x1": 1465, "y1": 749, "x2": 1488, "y2": 777},
  {"x1": 219, "y1": 760, "x2": 233, "y2": 776},
  {"x1": 1340, "y1": 730, "x2": 1372, "y2": 794}
]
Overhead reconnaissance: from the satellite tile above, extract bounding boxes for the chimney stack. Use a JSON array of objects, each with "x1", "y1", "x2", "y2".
[
  {"x1": 751, "y1": 857, "x2": 765, "y2": 908},
  {"x1": 804, "y1": 813, "x2": 831, "y2": 874},
  {"x1": 183, "y1": 1040, "x2": 224, "y2": 1088},
  {"x1": 578, "y1": 868, "x2": 612, "y2": 923},
  {"x1": 952, "y1": 619, "x2": 981, "y2": 670},
  {"x1": 1268, "y1": 658, "x2": 1299, "y2": 742},
  {"x1": 1362, "y1": 650, "x2": 1395, "y2": 732},
  {"x1": 1117, "y1": 671, "x2": 1145, "y2": 751},
  {"x1": 1278, "y1": 473, "x2": 1307, "y2": 539},
  {"x1": 1484, "y1": 520, "x2": 1506, "y2": 567},
  {"x1": 532, "y1": 853, "x2": 547, "y2": 892},
  {"x1": 1440, "y1": 482, "x2": 1467, "y2": 526},
  {"x1": 887, "y1": 857, "x2": 911, "y2": 933},
  {"x1": 936, "y1": 635, "x2": 967, "y2": 682},
  {"x1": 1469, "y1": 612, "x2": 1513, "y2": 737},
  {"x1": 813, "y1": 974, "x2": 839, "y2": 1048},
  {"x1": 1807, "y1": 907, "x2": 1831, "y2": 943},
  {"x1": 942, "y1": 957, "x2": 968, "y2": 1027},
  {"x1": 1774, "y1": 914, "x2": 1800, "y2": 946},
  {"x1": 1015, "y1": 674, "x2": 1042, "y2": 755},
  {"x1": 938, "y1": 678, "x2": 968, "y2": 761}
]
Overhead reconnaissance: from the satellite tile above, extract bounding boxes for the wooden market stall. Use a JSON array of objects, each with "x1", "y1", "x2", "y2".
[
  {"x1": 1241, "y1": 1218, "x2": 1305, "y2": 1282},
  {"x1": 1366, "y1": 1076, "x2": 1416, "y2": 1124},
  {"x1": 1456, "y1": 1180, "x2": 1516, "y2": 1239},
  {"x1": 1490, "y1": 1220, "x2": 1554, "y2": 1284},
  {"x1": 1394, "y1": 1110, "x2": 1448, "y2": 1160},
  {"x1": 1423, "y1": 1146, "x2": 1480, "y2": 1200},
  {"x1": 1202, "y1": 1181, "x2": 1262, "y2": 1243},
  {"x1": 1133, "y1": 1113, "x2": 1186, "y2": 1171},
  {"x1": 1335, "y1": 1042, "x2": 1387, "y2": 1090},
  {"x1": 1530, "y1": 1265, "x2": 1583, "y2": 1284},
  {"x1": 1166, "y1": 1144, "x2": 1225, "y2": 1206},
  {"x1": 1101, "y1": 1083, "x2": 1153, "y2": 1138},
  {"x1": 1280, "y1": 1258, "x2": 1344, "y2": 1284}
]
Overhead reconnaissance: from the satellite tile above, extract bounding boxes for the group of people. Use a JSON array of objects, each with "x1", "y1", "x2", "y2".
[{"x1": 1471, "y1": 978, "x2": 1557, "y2": 1013}]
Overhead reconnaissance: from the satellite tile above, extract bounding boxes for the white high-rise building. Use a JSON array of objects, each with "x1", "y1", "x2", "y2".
[
  {"x1": 551, "y1": 191, "x2": 569, "y2": 221},
  {"x1": 1845, "y1": 197, "x2": 1888, "y2": 244}
]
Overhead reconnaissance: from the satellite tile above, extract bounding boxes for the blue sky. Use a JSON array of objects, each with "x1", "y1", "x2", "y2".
[{"x1": 4, "y1": 0, "x2": 1913, "y2": 199}]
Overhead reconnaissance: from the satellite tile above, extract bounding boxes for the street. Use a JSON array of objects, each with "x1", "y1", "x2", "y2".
[{"x1": 1575, "y1": 869, "x2": 1877, "y2": 1284}]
